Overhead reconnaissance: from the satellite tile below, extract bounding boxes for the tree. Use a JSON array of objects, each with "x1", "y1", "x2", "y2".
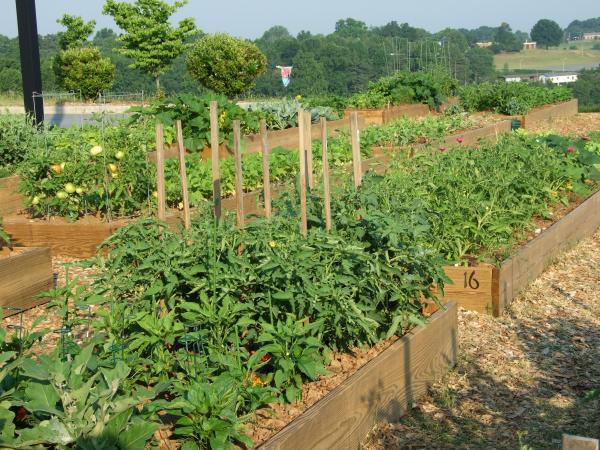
[
  {"x1": 187, "y1": 33, "x2": 267, "y2": 98},
  {"x1": 465, "y1": 47, "x2": 495, "y2": 82},
  {"x1": 531, "y1": 19, "x2": 564, "y2": 49},
  {"x1": 103, "y1": 0, "x2": 196, "y2": 94},
  {"x1": 493, "y1": 22, "x2": 521, "y2": 52},
  {"x1": 334, "y1": 18, "x2": 368, "y2": 38},
  {"x1": 572, "y1": 68, "x2": 600, "y2": 110},
  {"x1": 54, "y1": 47, "x2": 116, "y2": 99},
  {"x1": 53, "y1": 15, "x2": 115, "y2": 99},
  {"x1": 57, "y1": 14, "x2": 96, "y2": 51}
]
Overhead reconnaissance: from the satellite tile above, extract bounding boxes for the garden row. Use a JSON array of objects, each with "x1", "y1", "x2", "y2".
[{"x1": 0, "y1": 102, "x2": 598, "y2": 449}]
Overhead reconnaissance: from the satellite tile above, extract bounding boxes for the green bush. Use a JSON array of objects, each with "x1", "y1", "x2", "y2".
[
  {"x1": 187, "y1": 33, "x2": 267, "y2": 98},
  {"x1": 0, "y1": 114, "x2": 40, "y2": 170},
  {"x1": 53, "y1": 47, "x2": 115, "y2": 100},
  {"x1": 459, "y1": 82, "x2": 572, "y2": 115},
  {"x1": 348, "y1": 70, "x2": 457, "y2": 109}
]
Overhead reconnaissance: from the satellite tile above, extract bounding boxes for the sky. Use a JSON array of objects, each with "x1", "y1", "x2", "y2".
[{"x1": 2, "y1": 0, "x2": 599, "y2": 39}]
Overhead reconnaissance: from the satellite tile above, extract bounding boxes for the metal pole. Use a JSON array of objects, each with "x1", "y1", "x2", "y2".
[{"x1": 15, "y1": 0, "x2": 43, "y2": 124}]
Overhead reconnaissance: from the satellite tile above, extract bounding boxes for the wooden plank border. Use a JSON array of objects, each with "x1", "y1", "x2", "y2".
[
  {"x1": 521, "y1": 99, "x2": 578, "y2": 129},
  {"x1": 261, "y1": 302, "x2": 458, "y2": 450},
  {"x1": 0, "y1": 247, "x2": 53, "y2": 313},
  {"x1": 0, "y1": 175, "x2": 24, "y2": 216}
]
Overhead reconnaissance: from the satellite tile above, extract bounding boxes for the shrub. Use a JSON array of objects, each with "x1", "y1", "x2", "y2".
[
  {"x1": 348, "y1": 70, "x2": 457, "y2": 109},
  {"x1": 53, "y1": 47, "x2": 116, "y2": 100},
  {"x1": 0, "y1": 114, "x2": 40, "y2": 170},
  {"x1": 187, "y1": 33, "x2": 267, "y2": 98},
  {"x1": 459, "y1": 82, "x2": 572, "y2": 114}
]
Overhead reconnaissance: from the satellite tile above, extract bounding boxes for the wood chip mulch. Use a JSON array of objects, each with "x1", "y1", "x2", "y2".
[
  {"x1": 527, "y1": 112, "x2": 600, "y2": 135},
  {"x1": 363, "y1": 230, "x2": 600, "y2": 450}
]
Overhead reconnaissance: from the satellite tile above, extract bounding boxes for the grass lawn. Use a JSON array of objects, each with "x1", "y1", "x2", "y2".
[{"x1": 495, "y1": 46, "x2": 600, "y2": 71}]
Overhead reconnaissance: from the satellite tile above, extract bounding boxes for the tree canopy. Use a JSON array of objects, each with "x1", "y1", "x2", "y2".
[{"x1": 531, "y1": 19, "x2": 564, "y2": 49}]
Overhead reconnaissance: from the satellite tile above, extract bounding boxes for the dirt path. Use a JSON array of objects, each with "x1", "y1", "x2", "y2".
[
  {"x1": 527, "y1": 112, "x2": 600, "y2": 135},
  {"x1": 364, "y1": 231, "x2": 600, "y2": 449}
]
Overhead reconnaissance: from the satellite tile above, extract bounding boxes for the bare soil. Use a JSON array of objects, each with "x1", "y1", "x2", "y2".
[{"x1": 363, "y1": 231, "x2": 600, "y2": 449}]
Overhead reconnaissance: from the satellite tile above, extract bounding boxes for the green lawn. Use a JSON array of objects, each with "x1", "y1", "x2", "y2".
[{"x1": 495, "y1": 46, "x2": 600, "y2": 71}]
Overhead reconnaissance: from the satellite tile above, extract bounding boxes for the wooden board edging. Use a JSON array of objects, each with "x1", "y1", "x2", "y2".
[
  {"x1": 497, "y1": 188, "x2": 600, "y2": 315},
  {"x1": 521, "y1": 99, "x2": 578, "y2": 129},
  {"x1": 0, "y1": 247, "x2": 53, "y2": 313},
  {"x1": 0, "y1": 175, "x2": 24, "y2": 216},
  {"x1": 261, "y1": 302, "x2": 458, "y2": 450}
]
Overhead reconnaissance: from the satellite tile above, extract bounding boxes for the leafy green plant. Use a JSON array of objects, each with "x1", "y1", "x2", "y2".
[
  {"x1": 129, "y1": 93, "x2": 259, "y2": 151},
  {"x1": 187, "y1": 33, "x2": 267, "y2": 98},
  {"x1": 246, "y1": 99, "x2": 339, "y2": 131},
  {"x1": 459, "y1": 82, "x2": 572, "y2": 115},
  {"x1": 0, "y1": 114, "x2": 41, "y2": 172}
]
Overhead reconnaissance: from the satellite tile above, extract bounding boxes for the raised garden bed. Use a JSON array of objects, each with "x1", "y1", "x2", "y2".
[
  {"x1": 344, "y1": 104, "x2": 430, "y2": 126},
  {"x1": 0, "y1": 175, "x2": 23, "y2": 216},
  {"x1": 431, "y1": 189, "x2": 600, "y2": 316},
  {"x1": 260, "y1": 302, "x2": 458, "y2": 449},
  {"x1": 520, "y1": 99, "x2": 578, "y2": 130},
  {"x1": 0, "y1": 247, "x2": 53, "y2": 313}
]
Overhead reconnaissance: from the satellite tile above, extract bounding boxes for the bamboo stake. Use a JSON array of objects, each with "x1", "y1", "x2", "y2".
[
  {"x1": 209, "y1": 101, "x2": 222, "y2": 221},
  {"x1": 298, "y1": 109, "x2": 308, "y2": 236},
  {"x1": 233, "y1": 120, "x2": 245, "y2": 229},
  {"x1": 304, "y1": 111, "x2": 314, "y2": 190},
  {"x1": 155, "y1": 123, "x2": 166, "y2": 221},
  {"x1": 321, "y1": 117, "x2": 332, "y2": 232},
  {"x1": 350, "y1": 111, "x2": 362, "y2": 188},
  {"x1": 260, "y1": 119, "x2": 272, "y2": 218},
  {"x1": 175, "y1": 120, "x2": 191, "y2": 231}
]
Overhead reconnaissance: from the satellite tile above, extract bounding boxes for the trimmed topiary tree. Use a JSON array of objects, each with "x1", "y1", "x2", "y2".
[
  {"x1": 54, "y1": 47, "x2": 116, "y2": 99},
  {"x1": 187, "y1": 33, "x2": 267, "y2": 98}
]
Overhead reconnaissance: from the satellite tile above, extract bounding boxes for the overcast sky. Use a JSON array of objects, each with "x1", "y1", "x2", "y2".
[{"x1": 2, "y1": 0, "x2": 598, "y2": 39}]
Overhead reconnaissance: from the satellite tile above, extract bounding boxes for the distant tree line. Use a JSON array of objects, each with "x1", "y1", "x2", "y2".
[{"x1": 0, "y1": 13, "x2": 598, "y2": 100}]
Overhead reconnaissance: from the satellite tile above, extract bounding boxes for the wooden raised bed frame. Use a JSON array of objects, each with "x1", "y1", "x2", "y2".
[
  {"x1": 261, "y1": 301, "x2": 458, "y2": 450},
  {"x1": 434, "y1": 189, "x2": 600, "y2": 317},
  {"x1": 0, "y1": 247, "x2": 53, "y2": 313}
]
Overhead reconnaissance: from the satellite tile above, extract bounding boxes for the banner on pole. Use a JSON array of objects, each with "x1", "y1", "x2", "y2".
[{"x1": 276, "y1": 66, "x2": 293, "y2": 87}]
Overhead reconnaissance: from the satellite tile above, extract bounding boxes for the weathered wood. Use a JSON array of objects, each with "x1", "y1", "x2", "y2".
[
  {"x1": 0, "y1": 247, "x2": 53, "y2": 312},
  {"x1": 437, "y1": 265, "x2": 498, "y2": 315},
  {"x1": 260, "y1": 120, "x2": 272, "y2": 218},
  {"x1": 298, "y1": 110, "x2": 308, "y2": 236},
  {"x1": 498, "y1": 189, "x2": 600, "y2": 315},
  {"x1": 176, "y1": 120, "x2": 191, "y2": 231},
  {"x1": 0, "y1": 175, "x2": 24, "y2": 216},
  {"x1": 232, "y1": 120, "x2": 245, "y2": 229},
  {"x1": 521, "y1": 99, "x2": 579, "y2": 129},
  {"x1": 350, "y1": 112, "x2": 362, "y2": 188},
  {"x1": 344, "y1": 104, "x2": 429, "y2": 126},
  {"x1": 562, "y1": 434, "x2": 599, "y2": 450},
  {"x1": 304, "y1": 111, "x2": 314, "y2": 190},
  {"x1": 443, "y1": 120, "x2": 512, "y2": 147},
  {"x1": 155, "y1": 124, "x2": 166, "y2": 222},
  {"x1": 320, "y1": 118, "x2": 332, "y2": 232},
  {"x1": 210, "y1": 101, "x2": 222, "y2": 221},
  {"x1": 261, "y1": 302, "x2": 458, "y2": 450}
]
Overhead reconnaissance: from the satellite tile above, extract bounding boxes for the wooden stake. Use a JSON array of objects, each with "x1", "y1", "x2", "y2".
[
  {"x1": 233, "y1": 120, "x2": 245, "y2": 229},
  {"x1": 209, "y1": 101, "x2": 222, "y2": 221},
  {"x1": 304, "y1": 110, "x2": 314, "y2": 190},
  {"x1": 321, "y1": 117, "x2": 332, "y2": 232},
  {"x1": 260, "y1": 119, "x2": 272, "y2": 218},
  {"x1": 175, "y1": 120, "x2": 191, "y2": 231},
  {"x1": 298, "y1": 109, "x2": 308, "y2": 236},
  {"x1": 350, "y1": 111, "x2": 362, "y2": 188},
  {"x1": 155, "y1": 123, "x2": 166, "y2": 221}
]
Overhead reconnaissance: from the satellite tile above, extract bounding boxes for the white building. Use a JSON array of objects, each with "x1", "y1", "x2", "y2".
[
  {"x1": 539, "y1": 73, "x2": 578, "y2": 85},
  {"x1": 582, "y1": 32, "x2": 600, "y2": 40}
]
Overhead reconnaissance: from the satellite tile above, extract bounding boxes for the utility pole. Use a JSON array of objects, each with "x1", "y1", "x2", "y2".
[{"x1": 15, "y1": 0, "x2": 44, "y2": 124}]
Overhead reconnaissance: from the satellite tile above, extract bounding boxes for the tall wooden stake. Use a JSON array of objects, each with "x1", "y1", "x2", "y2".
[
  {"x1": 304, "y1": 111, "x2": 314, "y2": 190},
  {"x1": 350, "y1": 111, "x2": 362, "y2": 188},
  {"x1": 155, "y1": 123, "x2": 166, "y2": 221},
  {"x1": 209, "y1": 101, "x2": 222, "y2": 221},
  {"x1": 176, "y1": 120, "x2": 191, "y2": 231},
  {"x1": 298, "y1": 109, "x2": 308, "y2": 236},
  {"x1": 321, "y1": 118, "x2": 332, "y2": 232},
  {"x1": 233, "y1": 120, "x2": 245, "y2": 229},
  {"x1": 260, "y1": 119, "x2": 272, "y2": 218}
]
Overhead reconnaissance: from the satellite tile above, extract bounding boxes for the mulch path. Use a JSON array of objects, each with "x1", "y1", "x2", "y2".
[
  {"x1": 527, "y1": 112, "x2": 600, "y2": 135},
  {"x1": 363, "y1": 230, "x2": 600, "y2": 449}
]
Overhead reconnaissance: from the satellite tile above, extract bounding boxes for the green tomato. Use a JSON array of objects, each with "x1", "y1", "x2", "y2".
[
  {"x1": 115, "y1": 151, "x2": 125, "y2": 160},
  {"x1": 31, "y1": 196, "x2": 40, "y2": 205},
  {"x1": 75, "y1": 187, "x2": 84, "y2": 195},
  {"x1": 56, "y1": 191, "x2": 68, "y2": 200},
  {"x1": 90, "y1": 145, "x2": 103, "y2": 156},
  {"x1": 65, "y1": 183, "x2": 76, "y2": 194}
]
